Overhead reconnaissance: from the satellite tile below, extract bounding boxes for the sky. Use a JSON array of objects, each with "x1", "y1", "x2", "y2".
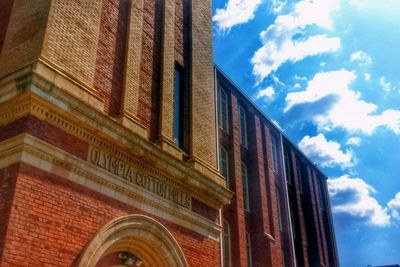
[{"x1": 211, "y1": 0, "x2": 400, "y2": 266}]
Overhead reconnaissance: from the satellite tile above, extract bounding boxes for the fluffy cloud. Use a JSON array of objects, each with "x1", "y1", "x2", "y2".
[
  {"x1": 346, "y1": 137, "x2": 361, "y2": 146},
  {"x1": 364, "y1": 73, "x2": 371, "y2": 81},
  {"x1": 285, "y1": 69, "x2": 400, "y2": 134},
  {"x1": 350, "y1": 50, "x2": 372, "y2": 66},
  {"x1": 388, "y1": 193, "x2": 400, "y2": 221},
  {"x1": 298, "y1": 133, "x2": 355, "y2": 168},
  {"x1": 251, "y1": 0, "x2": 341, "y2": 82},
  {"x1": 328, "y1": 176, "x2": 391, "y2": 226},
  {"x1": 213, "y1": 0, "x2": 262, "y2": 31},
  {"x1": 272, "y1": 0, "x2": 287, "y2": 13},
  {"x1": 379, "y1": 77, "x2": 396, "y2": 92},
  {"x1": 255, "y1": 86, "x2": 275, "y2": 101}
]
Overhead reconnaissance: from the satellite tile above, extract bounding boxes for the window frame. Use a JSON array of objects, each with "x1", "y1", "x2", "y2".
[
  {"x1": 276, "y1": 186, "x2": 283, "y2": 231},
  {"x1": 270, "y1": 134, "x2": 279, "y2": 173},
  {"x1": 220, "y1": 145, "x2": 229, "y2": 184},
  {"x1": 242, "y1": 162, "x2": 250, "y2": 211},
  {"x1": 238, "y1": 104, "x2": 248, "y2": 148},
  {"x1": 295, "y1": 158, "x2": 304, "y2": 194},
  {"x1": 246, "y1": 232, "x2": 253, "y2": 267},
  {"x1": 219, "y1": 86, "x2": 229, "y2": 133},
  {"x1": 173, "y1": 64, "x2": 184, "y2": 148},
  {"x1": 223, "y1": 220, "x2": 231, "y2": 267}
]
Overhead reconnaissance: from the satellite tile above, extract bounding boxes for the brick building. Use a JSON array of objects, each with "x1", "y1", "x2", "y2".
[
  {"x1": 0, "y1": 0, "x2": 338, "y2": 267},
  {"x1": 215, "y1": 68, "x2": 339, "y2": 267}
]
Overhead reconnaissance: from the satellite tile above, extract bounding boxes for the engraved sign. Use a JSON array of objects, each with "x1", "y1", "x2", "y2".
[{"x1": 89, "y1": 147, "x2": 192, "y2": 209}]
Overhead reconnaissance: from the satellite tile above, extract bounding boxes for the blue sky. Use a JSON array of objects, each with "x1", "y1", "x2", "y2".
[{"x1": 211, "y1": 0, "x2": 400, "y2": 266}]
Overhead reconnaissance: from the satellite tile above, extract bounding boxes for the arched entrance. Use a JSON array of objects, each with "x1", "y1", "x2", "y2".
[{"x1": 77, "y1": 215, "x2": 189, "y2": 267}]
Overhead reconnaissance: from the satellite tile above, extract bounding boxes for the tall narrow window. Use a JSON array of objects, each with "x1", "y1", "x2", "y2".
[
  {"x1": 223, "y1": 220, "x2": 231, "y2": 267},
  {"x1": 284, "y1": 147, "x2": 292, "y2": 185},
  {"x1": 219, "y1": 86, "x2": 229, "y2": 132},
  {"x1": 246, "y1": 232, "x2": 253, "y2": 267},
  {"x1": 220, "y1": 146, "x2": 229, "y2": 183},
  {"x1": 296, "y1": 158, "x2": 304, "y2": 194},
  {"x1": 276, "y1": 186, "x2": 283, "y2": 231},
  {"x1": 173, "y1": 65, "x2": 184, "y2": 148},
  {"x1": 317, "y1": 178, "x2": 326, "y2": 211},
  {"x1": 238, "y1": 104, "x2": 247, "y2": 148},
  {"x1": 271, "y1": 134, "x2": 279, "y2": 173},
  {"x1": 242, "y1": 162, "x2": 250, "y2": 211}
]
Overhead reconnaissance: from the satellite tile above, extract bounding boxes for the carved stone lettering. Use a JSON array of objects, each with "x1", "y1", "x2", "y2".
[{"x1": 89, "y1": 147, "x2": 192, "y2": 209}]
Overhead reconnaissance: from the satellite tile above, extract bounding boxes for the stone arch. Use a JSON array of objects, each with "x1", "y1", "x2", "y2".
[{"x1": 76, "y1": 215, "x2": 189, "y2": 267}]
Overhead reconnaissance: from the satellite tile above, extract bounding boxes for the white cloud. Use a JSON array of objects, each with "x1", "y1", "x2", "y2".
[
  {"x1": 388, "y1": 193, "x2": 400, "y2": 221},
  {"x1": 294, "y1": 75, "x2": 307, "y2": 81},
  {"x1": 256, "y1": 86, "x2": 275, "y2": 101},
  {"x1": 272, "y1": 75, "x2": 285, "y2": 86},
  {"x1": 298, "y1": 133, "x2": 356, "y2": 168},
  {"x1": 364, "y1": 73, "x2": 371, "y2": 81},
  {"x1": 272, "y1": 0, "x2": 287, "y2": 13},
  {"x1": 251, "y1": 0, "x2": 341, "y2": 82},
  {"x1": 379, "y1": 76, "x2": 396, "y2": 92},
  {"x1": 348, "y1": 0, "x2": 400, "y2": 10},
  {"x1": 285, "y1": 69, "x2": 400, "y2": 135},
  {"x1": 328, "y1": 175, "x2": 391, "y2": 226},
  {"x1": 350, "y1": 50, "x2": 372, "y2": 66},
  {"x1": 346, "y1": 137, "x2": 362, "y2": 146},
  {"x1": 213, "y1": 0, "x2": 262, "y2": 31}
]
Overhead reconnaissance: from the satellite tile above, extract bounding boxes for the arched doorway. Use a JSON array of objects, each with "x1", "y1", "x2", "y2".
[{"x1": 77, "y1": 215, "x2": 189, "y2": 267}]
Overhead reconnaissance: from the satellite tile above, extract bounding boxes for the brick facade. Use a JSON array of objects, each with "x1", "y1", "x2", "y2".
[{"x1": 216, "y1": 68, "x2": 339, "y2": 267}]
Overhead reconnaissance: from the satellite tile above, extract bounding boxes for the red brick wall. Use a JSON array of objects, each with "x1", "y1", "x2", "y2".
[
  {"x1": 0, "y1": 164, "x2": 18, "y2": 262},
  {"x1": 263, "y1": 126, "x2": 284, "y2": 267},
  {"x1": 192, "y1": 198, "x2": 219, "y2": 223},
  {"x1": 290, "y1": 153, "x2": 310, "y2": 267},
  {"x1": 246, "y1": 114, "x2": 271, "y2": 267},
  {"x1": 222, "y1": 94, "x2": 248, "y2": 267},
  {"x1": 0, "y1": 0, "x2": 14, "y2": 54},
  {"x1": 94, "y1": 0, "x2": 129, "y2": 116},
  {"x1": 0, "y1": 116, "x2": 88, "y2": 160},
  {"x1": 138, "y1": 0, "x2": 162, "y2": 139},
  {"x1": 0, "y1": 163, "x2": 220, "y2": 267}
]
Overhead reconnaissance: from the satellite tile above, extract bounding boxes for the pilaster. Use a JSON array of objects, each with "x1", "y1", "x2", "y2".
[
  {"x1": 189, "y1": 0, "x2": 217, "y2": 169},
  {"x1": 291, "y1": 153, "x2": 309, "y2": 267},
  {"x1": 229, "y1": 95, "x2": 248, "y2": 267},
  {"x1": 118, "y1": 0, "x2": 148, "y2": 139},
  {"x1": 249, "y1": 115, "x2": 271, "y2": 266},
  {"x1": 158, "y1": 0, "x2": 176, "y2": 145},
  {"x1": 264, "y1": 126, "x2": 284, "y2": 267}
]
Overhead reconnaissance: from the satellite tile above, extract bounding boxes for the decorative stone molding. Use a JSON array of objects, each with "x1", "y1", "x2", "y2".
[
  {"x1": 76, "y1": 215, "x2": 189, "y2": 267},
  {"x1": 0, "y1": 134, "x2": 222, "y2": 239}
]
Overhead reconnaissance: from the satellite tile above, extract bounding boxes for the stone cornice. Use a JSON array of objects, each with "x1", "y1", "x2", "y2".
[{"x1": 0, "y1": 134, "x2": 221, "y2": 240}]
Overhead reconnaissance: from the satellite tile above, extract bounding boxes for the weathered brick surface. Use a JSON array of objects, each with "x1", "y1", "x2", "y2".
[
  {"x1": 94, "y1": 0, "x2": 129, "y2": 115},
  {"x1": 290, "y1": 153, "x2": 310, "y2": 267},
  {"x1": 0, "y1": 163, "x2": 220, "y2": 267},
  {"x1": 222, "y1": 94, "x2": 248, "y2": 267},
  {"x1": 0, "y1": 165, "x2": 18, "y2": 262},
  {"x1": 263, "y1": 126, "x2": 284, "y2": 267},
  {"x1": 192, "y1": 198, "x2": 219, "y2": 223},
  {"x1": 247, "y1": 114, "x2": 271, "y2": 266},
  {"x1": 0, "y1": 0, "x2": 14, "y2": 54},
  {"x1": 307, "y1": 167, "x2": 325, "y2": 265},
  {"x1": 312, "y1": 172, "x2": 330, "y2": 266},
  {"x1": 138, "y1": 0, "x2": 162, "y2": 139},
  {"x1": 0, "y1": 0, "x2": 50, "y2": 77},
  {"x1": 42, "y1": 0, "x2": 103, "y2": 86},
  {"x1": 190, "y1": 0, "x2": 217, "y2": 167},
  {"x1": 0, "y1": 116, "x2": 88, "y2": 160}
]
